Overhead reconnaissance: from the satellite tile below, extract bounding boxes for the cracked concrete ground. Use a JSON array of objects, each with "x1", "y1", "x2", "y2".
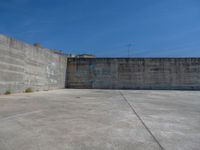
[{"x1": 0, "y1": 89, "x2": 200, "y2": 150}]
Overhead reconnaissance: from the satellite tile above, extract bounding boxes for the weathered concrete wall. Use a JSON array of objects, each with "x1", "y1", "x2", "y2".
[
  {"x1": 67, "y1": 58, "x2": 200, "y2": 90},
  {"x1": 1, "y1": 34, "x2": 200, "y2": 92},
  {"x1": 0, "y1": 34, "x2": 67, "y2": 94}
]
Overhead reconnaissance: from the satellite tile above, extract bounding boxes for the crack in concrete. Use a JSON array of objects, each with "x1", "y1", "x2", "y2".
[{"x1": 119, "y1": 91, "x2": 165, "y2": 150}]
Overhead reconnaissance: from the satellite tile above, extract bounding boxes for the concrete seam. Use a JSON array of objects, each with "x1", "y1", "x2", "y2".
[
  {"x1": 0, "y1": 110, "x2": 43, "y2": 121},
  {"x1": 119, "y1": 91, "x2": 165, "y2": 150}
]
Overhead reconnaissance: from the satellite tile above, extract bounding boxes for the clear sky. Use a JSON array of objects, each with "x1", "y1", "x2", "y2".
[{"x1": 0, "y1": 0, "x2": 200, "y2": 57}]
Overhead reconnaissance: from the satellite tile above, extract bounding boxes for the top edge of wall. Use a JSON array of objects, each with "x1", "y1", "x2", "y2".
[
  {"x1": 0, "y1": 34, "x2": 65, "y2": 57},
  {"x1": 68, "y1": 57, "x2": 200, "y2": 60}
]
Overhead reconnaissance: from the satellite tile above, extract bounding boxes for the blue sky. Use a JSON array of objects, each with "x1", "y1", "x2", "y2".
[{"x1": 0, "y1": 0, "x2": 200, "y2": 57}]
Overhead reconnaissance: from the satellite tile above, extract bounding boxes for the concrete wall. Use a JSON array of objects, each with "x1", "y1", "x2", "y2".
[
  {"x1": 0, "y1": 34, "x2": 67, "y2": 94},
  {"x1": 67, "y1": 58, "x2": 200, "y2": 90},
  {"x1": 1, "y1": 34, "x2": 200, "y2": 92}
]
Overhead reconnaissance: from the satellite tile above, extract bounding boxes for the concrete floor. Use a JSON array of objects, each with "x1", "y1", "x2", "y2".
[{"x1": 0, "y1": 89, "x2": 200, "y2": 150}]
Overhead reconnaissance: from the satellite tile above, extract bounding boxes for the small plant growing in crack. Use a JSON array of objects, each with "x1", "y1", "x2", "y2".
[{"x1": 25, "y1": 88, "x2": 33, "y2": 93}]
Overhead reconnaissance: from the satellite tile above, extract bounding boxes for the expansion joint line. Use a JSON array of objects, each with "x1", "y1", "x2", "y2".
[{"x1": 119, "y1": 91, "x2": 165, "y2": 150}]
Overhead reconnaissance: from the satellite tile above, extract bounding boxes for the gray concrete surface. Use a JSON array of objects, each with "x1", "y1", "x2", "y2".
[
  {"x1": 0, "y1": 89, "x2": 200, "y2": 150},
  {"x1": 67, "y1": 58, "x2": 200, "y2": 90},
  {"x1": 0, "y1": 34, "x2": 67, "y2": 94}
]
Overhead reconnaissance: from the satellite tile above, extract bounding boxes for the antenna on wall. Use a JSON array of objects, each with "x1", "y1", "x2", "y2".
[
  {"x1": 125, "y1": 42, "x2": 135, "y2": 58},
  {"x1": 127, "y1": 43, "x2": 132, "y2": 58}
]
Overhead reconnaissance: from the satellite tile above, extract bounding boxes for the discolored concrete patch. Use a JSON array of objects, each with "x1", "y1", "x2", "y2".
[{"x1": 0, "y1": 89, "x2": 199, "y2": 150}]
